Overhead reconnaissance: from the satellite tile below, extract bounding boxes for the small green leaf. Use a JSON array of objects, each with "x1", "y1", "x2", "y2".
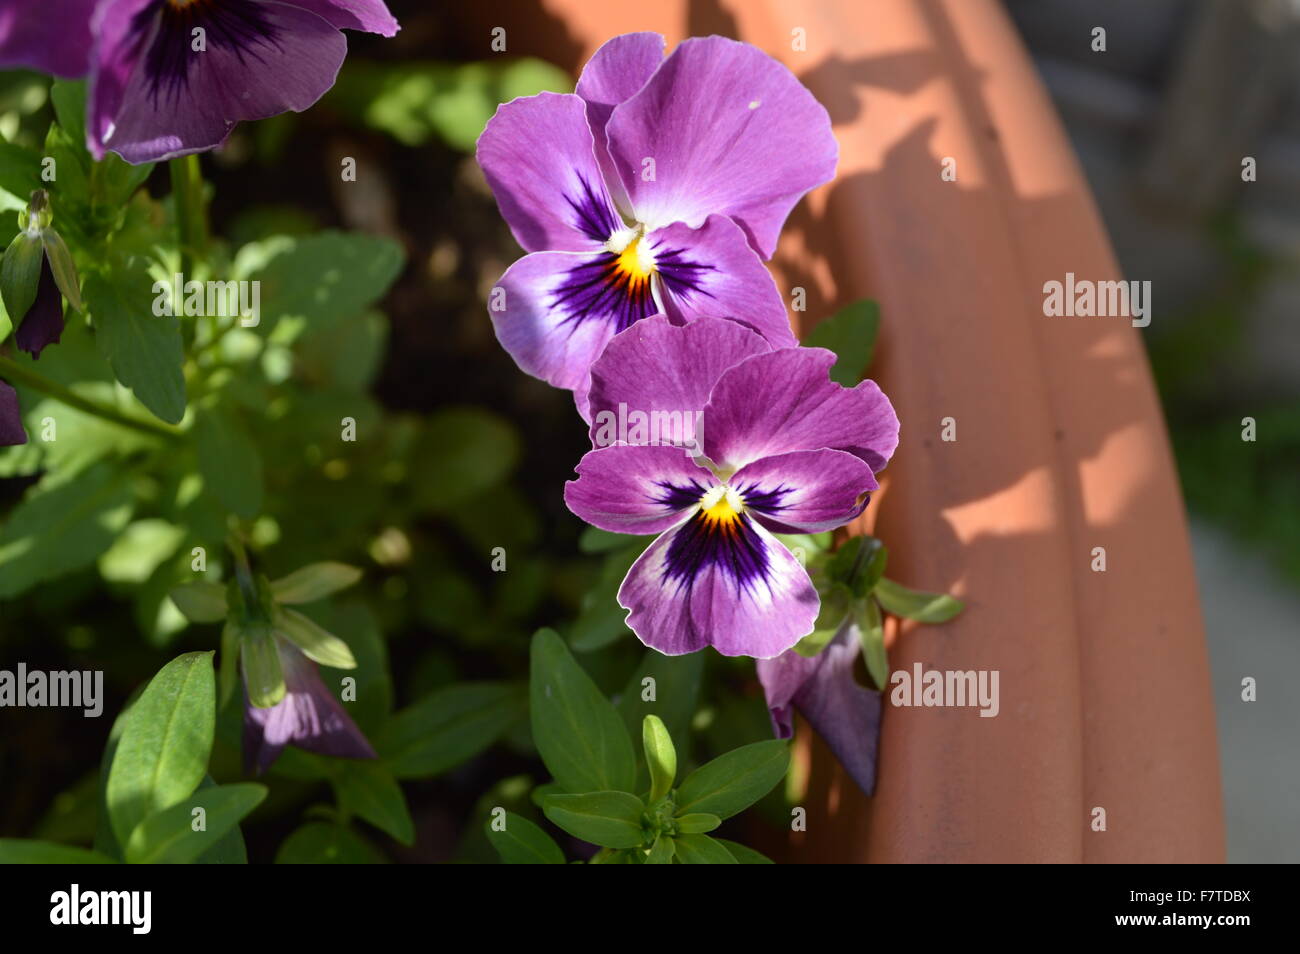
[
  {"x1": 530, "y1": 629, "x2": 636, "y2": 794},
  {"x1": 796, "y1": 581, "x2": 851, "y2": 657},
  {"x1": 674, "y1": 740, "x2": 790, "y2": 820},
  {"x1": 270, "y1": 561, "x2": 363, "y2": 604},
  {"x1": 714, "y1": 838, "x2": 775, "y2": 864},
  {"x1": 0, "y1": 839, "x2": 116, "y2": 864},
  {"x1": 124, "y1": 782, "x2": 266, "y2": 864},
  {"x1": 331, "y1": 762, "x2": 413, "y2": 846},
  {"x1": 642, "y1": 715, "x2": 676, "y2": 804},
  {"x1": 541, "y1": 791, "x2": 646, "y2": 849},
  {"x1": 674, "y1": 813, "x2": 721, "y2": 834},
  {"x1": 672, "y1": 833, "x2": 739, "y2": 864},
  {"x1": 240, "y1": 624, "x2": 285, "y2": 708},
  {"x1": 874, "y1": 577, "x2": 964, "y2": 623},
  {"x1": 377, "y1": 682, "x2": 523, "y2": 779},
  {"x1": 486, "y1": 812, "x2": 565, "y2": 864},
  {"x1": 39, "y1": 227, "x2": 81, "y2": 311},
  {"x1": 644, "y1": 834, "x2": 675, "y2": 864},
  {"x1": 169, "y1": 581, "x2": 228, "y2": 623},
  {"x1": 826, "y1": 535, "x2": 887, "y2": 598},
  {"x1": 106, "y1": 652, "x2": 216, "y2": 847},
  {"x1": 802, "y1": 299, "x2": 881, "y2": 386},
  {"x1": 275, "y1": 607, "x2": 356, "y2": 669},
  {"x1": 858, "y1": 598, "x2": 890, "y2": 690},
  {"x1": 86, "y1": 270, "x2": 186, "y2": 425},
  {"x1": 0, "y1": 229, "x2": 42, "y2": 323},
  {"x1": 275, "y1": 823, "x2": 386, "y2": 864}
]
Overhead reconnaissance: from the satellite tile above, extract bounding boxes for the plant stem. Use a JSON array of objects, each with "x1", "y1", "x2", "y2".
[
  {"x1": 169, "y1": 154, "x2": 207, "y2": 279},
  {"x1": 0, "y1": 354, "x2": 181, "y2": 440}
]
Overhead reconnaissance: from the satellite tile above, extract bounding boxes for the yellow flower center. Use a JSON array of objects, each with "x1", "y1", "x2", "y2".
[{"x1": 698, "y1": 486, "x2": 745, "y2": 526}]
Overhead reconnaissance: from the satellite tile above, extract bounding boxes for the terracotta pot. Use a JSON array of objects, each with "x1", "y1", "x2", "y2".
[{"x1": 484, "y1": 0, "x2": 1226, "y2": 862}]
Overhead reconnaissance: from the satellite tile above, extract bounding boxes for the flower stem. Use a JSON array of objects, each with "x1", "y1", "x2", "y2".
[
  {"x1": 169, "y1": 154, "x2": 208, "y2": 278},
  {"x1": 0, "y1": 354, "x2": 181, "y2": 440}
]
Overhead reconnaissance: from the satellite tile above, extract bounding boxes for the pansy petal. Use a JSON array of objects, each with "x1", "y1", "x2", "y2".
[
  {"x1": 91, "y1": 0, "x2": 347, "y2": 163},
  {"x1": 649, "y1": 215, "x2": 796, "y2": 346},
  {"x1": 15, "y1": 257, "x2": 64, "y2": 359},
  {"x1": 703, "y1": 348, "x2": 899, "y2": 473},
  {"x1": 587, "y1": 314, "x2": 770, "y2": 451},
  {"x1": 491, "y1": 249, "x2": 662, "y2": 402},
  {"x1": 0, "y1": 0, "x2": 95, "y2": 77},
  {"x1": 606, "y1": 35, "x2": 836, "y2": 258},
  {"x1": 478, "y1": 92, "x2": 621, "y2": 253},
  {"x1": 285, "y1": 0, "x2": 399, "y2": 35},
  {"x1": 756, "y1": 618, "x2": 881, "y2": 795},
  {"x1": 733, "y1": 448, "x2": 877, "y2": 534},
  {"x1": 576, "y1": 31, "x2": 664, "y2": 214},
  {"x1": 618, "y1": 512, "x2": 818, "y2": 658},
  {"x1": 565, "y1": 444, "x2": 716, "y2": 535},
  {"x1": 0, "y1": 380, "x2": 27, "y2": 447}
]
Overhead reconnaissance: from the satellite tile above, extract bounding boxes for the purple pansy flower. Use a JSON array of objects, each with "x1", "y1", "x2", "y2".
[
  {"x1": 757, "y1": 618, "x2": 882, "y2": 795},
  {"x1": 86, "y1": 0, "x2": 398, "y2": 163},
  {"x1": 477, "y1": 33, "x2": 836, "y2": 414},
  {"x1": 16, "y1": 255, "x2": 66, "y2": 358},
  {"x1": 564, "y1": 316, "x2": 898, "y2": 658},
  {"x1": 243, "y1": 635, "x2": 376, "y2": 774},
  {"x1": 0, "y1": 379, "x2": 26, "y2": 446},
  {"x1": 0, "y1": 0, "x2": 97, "y2": 76}
]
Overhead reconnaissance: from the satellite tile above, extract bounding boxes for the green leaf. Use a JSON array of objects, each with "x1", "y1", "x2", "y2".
[
  {"x1": 642, "y1": 715, "x2": 676, "y2": 804},
  {"x1": 0, "y1": 840, "x2": 116, "y2": 864},
  {"x1": 858, "y1": 598, "x2": 890, "y2": 690},
  {"x1": 672, "y1": 833, "x2": 738, "y2": 864},
  {"x1": 826, "y1": 535, "x2": 887, "y2": 598},
  {"x1": 275, "y1": 823, "x2": 386, "y2": 864},
  {"x1": 674, "y1": 740, "x2": 790, "y2": 820},
  {"x1": 377, "y1": 682, "x2": 523, "y2": 779},
  {"x1": 86, "y1": 271, "x2": 186, "y2": 424},
  {"x1": 615, "y1": 648, "x2": 705, "y2": 752},
  {"x1": 239, "y1": 623, "x2": 285, "y2": 708},
  {"x1": 796, "y1": 581, "x2": 851, "y2": 657},
  {"x1": 673, "y1": 813, "x2": 721, "y2": 834},
  {"x1": 645, "y1": 834, "x2": 675, "y2": 864},
  {"x1": 124, "y1": 783, "x2": 266, "y2": 864},
  {"x1": 169, "y1": 581, "x2": 228, "y2": 623},
  {"x1": 192, "y1": 405, "x2": 263, "y2": 518},
  {"x1": 802, "y1": 299, "x2": 881, "y2": 386},
  {"x1": 541, "y1": 791, "x2": 646, "y2": 849},
  {"x1": 0, "y1": 142, "x2": 43, "y2": 201},
  {"x1": 275, "y1": 607, "x2": 356, "y2": 669},
  {"x1": 39, "y1": 227, "x2": 81, "y2": 311},
  {"x1": 485, "y1": 811, "x2": 565, "y2": 864},
  {"x1": 193, "y1": 776, "x2": 249, "y2": 864},
  {"x1": 331, "y1": 762, "x2": 413, "y2": 846},
  {"x1": 530, "y1": 629, "x2": 636, "y2": 794},
  {"x1": 1, "y1": 229, "x2": 42, "y2": 323},
  {"x1": 714, "y1": 839, "x2": 775, "y2": 864},
  {"x1": 98, "y1": 518, "x2": 184, "y2": 584},
  {"x1": 874, "y1": 577, "x2": 964, "y2": 623},
  {"x1": 106, "y1": 652, "x2": 216, "y2": 848},
  {"x1": 0, "y1": 461, "x2": 134, "y2": 599},
  {"x1": 270, "y1": 561, "x2": 363, "y2": 604}
]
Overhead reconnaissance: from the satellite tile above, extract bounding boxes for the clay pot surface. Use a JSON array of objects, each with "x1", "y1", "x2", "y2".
[{"x1": 489, "y1": 0, "x2": 1225, "y2": 862}]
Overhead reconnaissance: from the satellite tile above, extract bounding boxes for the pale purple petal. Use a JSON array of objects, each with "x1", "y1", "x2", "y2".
[
  {"x1": 606, "y1": 36, "x2": 836, "y2": 258},
  {"x1": 0, "y1": 380, "x2": 26, "y2": 446},
  {"x1": 490, "y1": 250, "x2": 662, "y2": 403},
  {"x1": 477, "y1": 92, "x2": 621, "y2": 253},
  {"x1": 15, "y1": 257, "x2": 64, "y2": 359},
  {"x1": 703, "y1": 348, "x2": 899, "y2": 473},
  {"x1": 733, "y1": 449, "x2": 877, "y2": 534},
  {"x1": 757, "y1": 619, "x2": 881, "y2": 796},
  {"x1": 576, "y1": 31, "x2": 664, "y2": 214},
  {"x1": 587, "y1": 315, "x2": 770, "y2": 451},
  {"x1": 91, "y1": 0, "x2": 347, "y2": 163},
  {"x1": 565, "y1": 445, "x2": 716, "y2": 534},
  {"x1": 243, "y1": 641, "x2": 375, "y2": 775},
  {"x1": 618, "y1": 512, "x2": 818, "y2": 658},
  {"x1": 0, "y1": 0, "x2": 95, "y2": 77},
  {"x1": 284, "y1": 0, "x2": 399, "y2": 35},
  {"x1": 649, "y1": 215, "x2": 796, "y2": 346}
]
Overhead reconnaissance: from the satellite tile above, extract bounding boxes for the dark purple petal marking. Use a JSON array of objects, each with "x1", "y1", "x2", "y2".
[
  {"x1": 652, "y1": 477, "x2": 710, "y2": 510},
  {"x1": 133, "y1": 0, "x2": 283, "y2": 104},
  {"x1": 652, "y1": 242, "x2": 716, "y2": 309},
  {"x1": 564, "y1": 173, "x2": 621, "y2": 244},
  {"x1": 732, "y1": 479, "x2": 793, "y2": 518},
  {"x1": 661, "y1": 506, "x2": 772, "y2": 598}
]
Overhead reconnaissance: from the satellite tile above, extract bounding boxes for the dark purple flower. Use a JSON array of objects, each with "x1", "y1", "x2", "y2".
[
  {"x1": 0, "y1": 379, "x2": 26, "y2": 446},
  {"x1": 88, "y1": 0, "x2": 398, "y2": 164},
  {"x1": 0, "y1": 0, "x2": 97, "y2": 77},
  {"x1": 477, "y1": 33, "x2": 836, "y2": 414},
  {"x1": 564, "y1": 316, "x2": 898, "y2": 658},
  {"x1": 242, "y1": 636, "x2": 375, "y2": 775},
  {"x1": 15, "y1": 255, "x2": 65, "y2": 359},
  {"x1": 757, "y1": 618, "x2": 882, "y2": 796}
]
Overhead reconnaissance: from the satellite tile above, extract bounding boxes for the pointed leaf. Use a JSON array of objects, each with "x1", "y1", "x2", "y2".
[
  {"x1": 672, "y1": 833, "x2": 738, "y2": 864},
  {"x1": 486, "y1": 811, "x2": 565, "y2": 864},
  {"x1": 642, "y1": 715, "x2": 676, "y2": 804},
  {"x1": 541, "y1": 791, "x2": 646, "y2": 849},
  {"x1": 276, "y1": 607, "x2": 356, "y2": 669},
  {"x1": 674, "y1": 740, "x2": 789, "y2": 820},
  {"x1": 270, "y1": 562, "x2": 363, "y2": 604},
  {"x1": 124, "y1": 782, "x2": 266, "y2": 864},
  {"x1": 874, "y1": 577, "x2": 964, "y2": 623}
]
